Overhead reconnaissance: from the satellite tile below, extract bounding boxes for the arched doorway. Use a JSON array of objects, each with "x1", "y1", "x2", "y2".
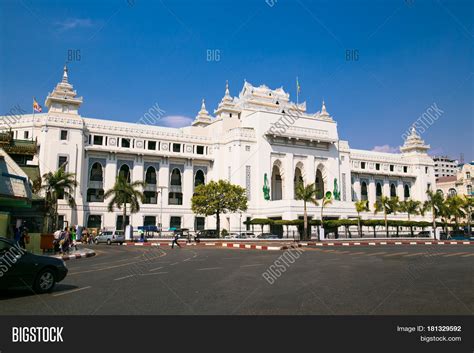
[
  {"x1": 376, "y1": 182, "x2": 382, "y2": 201},
  {"x1": 294, "y1": 167, "x2": 303, "y2": 199},
  {"x1": 315, "y1": 169, "x2": 324, "y2": 199},
  {"x1": 404, "y1": 184, "x2": 411, "y2": 199},
  {"x1": 271, "y1": 164, "x2": 283, "y2": 200},
  {"x1": 390, "y1": 183, "x2": 396, "y2": 197},
  {"x1": 361, "y1": 181, "x2": 368, "y2": 201}
]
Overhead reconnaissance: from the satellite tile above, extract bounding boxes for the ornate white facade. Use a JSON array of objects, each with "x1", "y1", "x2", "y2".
[{"x1": 1, "y1": 67, "x2": 436, "y2": 232}]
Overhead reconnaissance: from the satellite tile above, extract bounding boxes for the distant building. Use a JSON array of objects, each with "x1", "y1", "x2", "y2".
[
  {"x1": 436, "y1": 162, "x2": 473, "y2": 198},
  {"x1": 432, "y1": 156, "x2": 458, "y2": 180}
]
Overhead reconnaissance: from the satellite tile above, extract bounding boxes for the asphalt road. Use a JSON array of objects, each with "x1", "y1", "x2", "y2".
[{"x1": 0, "y1": 244, "x2": 472, "y2": 315}]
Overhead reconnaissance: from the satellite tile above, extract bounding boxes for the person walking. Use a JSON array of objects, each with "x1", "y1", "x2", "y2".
[
  {"x1": 171, "y1": 231, "x2": 181, "y2": 249},
  {"x1": 70, "y1": 226, "x2": 78, "y2": 251}
]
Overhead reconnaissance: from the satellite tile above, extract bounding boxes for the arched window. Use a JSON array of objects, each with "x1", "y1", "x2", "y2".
[
  {"x1": 194, "y1": 169, "x2": 205, "y2": 187},
  {"x1": 271, "y1": 165, "x2": 283, "y2": 200},
  {"x1": 376, "y1": 182, "x2": 382, "y2": 200},
  {"x1": 436, "y1": 189, "x2": 444, "y2": 198},
  {"x1": 361, "y1": 182, "x2": 368, "y2": 201},
  {"x1": 448, "y1": 188, "x2": 457, "y2": 197},
  {"x1": 390, "y1": 183, "x2": 396, "y2": 197},
  {"x1": 90, "y1": 162, "x2": 103, "y2": 182},
  {"x1": 294, "y1": 167, "x2": 303, "y2": 199},
  {"x1": 119, "y1": 164, "x2": 131, "y2": 183},
  {"x1": 169, "y1": 168, "x2": 183, "y2": 205},
  {"x1": 315, "y1": 169, "x2": 324, "y2": 199},
  {"x1": 404, "y1": 184, "x2": 410, "y2": 198},
  {"x1": 467, "y1": 185, "x2": 472, "y2": 196},
  {"x1": 170, "y1": 168, "x2": 182, "y2": 186},
  {"x1": 145, "y1": 166, "x2": 157, "y2": 185}
]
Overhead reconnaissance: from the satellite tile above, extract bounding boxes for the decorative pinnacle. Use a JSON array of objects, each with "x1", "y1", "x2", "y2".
[{"x1": 62, "y1": 64, "x2": 69, "y2": 83}]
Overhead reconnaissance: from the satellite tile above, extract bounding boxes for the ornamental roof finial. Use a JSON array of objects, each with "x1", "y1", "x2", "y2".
[{"x1": 62, "y1": 64, "x2": 69, "y2": 83}]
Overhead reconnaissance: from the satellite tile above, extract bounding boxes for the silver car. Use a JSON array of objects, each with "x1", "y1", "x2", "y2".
[{"x1": 95, "y1": 230, "x2": 125, "y2": 245}]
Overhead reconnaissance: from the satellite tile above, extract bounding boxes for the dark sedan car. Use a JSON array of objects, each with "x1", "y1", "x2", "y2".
[{"x1": 0, "y1": 237, "x2": 68, "y2": 293}]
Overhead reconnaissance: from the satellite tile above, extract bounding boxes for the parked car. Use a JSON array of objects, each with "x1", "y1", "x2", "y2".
[
  {"x1": 240, "y1": 232, "x2": 256, "y2": 239},
  {"x1": 95, "y1": 230, "x2": 125, "y2": 245},
  {"x1": 196, "y1": 229, "x2": 219, "y2": 238},
  {"x1": 0, "y1": 237, "x2": 68, "y2": 293},
  {"x1": 418, "y1": 231, "x2": 431, "y2": 237},
  {"x1": 258, "y1": 233, "x2": 280, "y2": 239},
  {"x1": 224, "y1": 232, "x2": 240, "y2": 239}
]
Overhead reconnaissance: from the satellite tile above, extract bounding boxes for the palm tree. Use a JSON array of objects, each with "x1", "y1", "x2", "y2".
[
  {"x1": 40, "y1": 168, "x2": 77, "y2": 232},
  {"x1": 104, "y1": 176, "x2": 145, "y2": 231},
  {"x1": 445, "y1": 195, "x2": 465, "y2": 230},
  {"x1": 461, "y1": 196, "x2": 473, "y2": 236},
  {"x1": 354, "y1": 200, "x2": 369, "y2": 237},
  {"x1": 295, "y1": 182, "x2": 318, "y2": 240},
  {"x1": 320, "y1": 196, "x2": 333, "y2": 238},
  {"x1": 373, "y1": 196, "x2": 393, "y2": 238},
  {"x1": 399, "y1": 199, "x2": 421, "y2": 236},
  {"x1": 423, "y1": 190, "x2": 444, "y2": 239}
]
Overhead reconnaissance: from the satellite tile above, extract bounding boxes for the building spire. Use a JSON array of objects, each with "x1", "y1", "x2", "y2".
[
  {"x1": 62, "y1": 64, "x2": 69, "y2": 83},
  {"x1": 192, "y1": 98, "x2": 212, "y2": 126},
  {"x1": 320, "y1": 100, "x2": 329, "y2": 117}
]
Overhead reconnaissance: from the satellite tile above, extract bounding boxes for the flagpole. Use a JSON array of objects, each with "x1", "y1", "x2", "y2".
[
  {"x1": 32, "y1": 98, "x2": 35, "y2": 141},
  {"x1": 296, "y1": 76, "x2": 299, "y2": 106}
]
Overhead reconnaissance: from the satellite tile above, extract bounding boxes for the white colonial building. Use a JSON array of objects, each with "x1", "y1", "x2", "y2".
[{"x1": 1, "y1": 67, "x2": 436, "y2": 234}]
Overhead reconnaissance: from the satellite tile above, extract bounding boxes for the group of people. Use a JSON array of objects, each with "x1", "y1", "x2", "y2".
[{"x1": 53, "y1": 227, "x2": 79, "y2": 254}]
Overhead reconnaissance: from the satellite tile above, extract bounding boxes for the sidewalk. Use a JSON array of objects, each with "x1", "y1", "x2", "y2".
[{"x1": 50, "y1": 248, "x2": 96, "y2": 261}]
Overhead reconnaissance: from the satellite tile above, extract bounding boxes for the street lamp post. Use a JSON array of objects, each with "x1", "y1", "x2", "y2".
[{"x1": 157, "y1": 186, "x2": 168, "y2": 237}]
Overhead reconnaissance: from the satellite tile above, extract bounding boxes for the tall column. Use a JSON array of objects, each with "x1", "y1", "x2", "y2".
[
  {"x1": 353, "y1": 176, "x2": 361, "y2": 201},
  {"x1": 397, "y1": 179, "x2": 404, "y2": 200},
  {"x1": 383, "y1": 178, "x2": 390, "y2": 197},
  {"x1": 368, "y1": 176, "x2": 376, "y2": 206},
  {"x1": 158, "y1": 158, "x2": 169, "y2": 206},
  {"x1": 182, "y1": 159, "x2": 193, "y2": 208},
  {"x1": 284, "y1": 153, "x2": 294, "y2": 200},
  {"x1": 104, "y1": 154, "x2": 117, "y2": 192}
]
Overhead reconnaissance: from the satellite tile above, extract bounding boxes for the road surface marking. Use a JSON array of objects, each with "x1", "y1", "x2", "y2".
[
  {"x1": 141, "y1": 272, "x2": 168, "y2": 276},
  {"x1": 403, "y1": 252, "x2": 426, "y2": 257},
  {"x1": 337, "y1": 251, "x2": 350, "y2": 254},
  {"x1": 443, "y1": 252, "x2": 469, "y2": 257},
  {"x1": 460, "y1": 253, "x2": 474, "y2": 257},
  {"x1": 349, "y1": 252, "x2": 366, "y2": 255},
  {"x1": 183, "y1": 258, "x2": 192, "y2": 262},
  {"x1": 366, "y1": 252, "x2": 387, "y2": 256},
  {"x1": 52, "y1": 286, "x2": 91, "y2": 297},
  {"x1": 384, "y1": 252, "x2": 409, "y2": 257},
  {"x1": 114, "y1": 274, "x2": 135, "y2": 281},
  {"x1": 149, "y1": 266, "x2": 163, "y2": 272},
  {"x1": 196, "y1": 267, "x2": 223, "y2": 271},
  {"x1": 240, "y1": 264, "x2": 263, "y2": 268},
  {"x1": 170, "y1": 262, "x2": 179, "y2": 266}
]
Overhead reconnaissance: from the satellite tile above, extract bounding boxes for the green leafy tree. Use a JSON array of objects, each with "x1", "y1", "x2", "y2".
[
  {"x1": 40, "y1": 168, "x2": 78, "y2": 232},
  {"x1": 444, "y1": 195, "x2": 465, "y2": 229},
  {"x1": 191, "y1": 180, "x2": 247, "y2": 237},
  {"x1": 423, "y1": 190, "x2": 445, "y2": 239},
  {"x1": 399, "y1": 199, "x2": 421, "y2": 236},
  {"x1": 373, "y1": 196, "x2": 396, "y2": 237},
  {"x1": 295, "y1": 182, "x2": 319, "y2": 240},
  {"x1": 104, "y1": 176, "x2": 145, "y2": 231},
  {"x1": 461, "y1": 196, "x2": 473, "y2": 236},
  {"x1": 354, "y1": 200, "x2": 369, "y2": 237}
]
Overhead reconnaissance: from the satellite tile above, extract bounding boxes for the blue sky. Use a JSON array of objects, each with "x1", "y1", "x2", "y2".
[{"x1": 1, "y1": 0, "x2": 472, "y2": 161}]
